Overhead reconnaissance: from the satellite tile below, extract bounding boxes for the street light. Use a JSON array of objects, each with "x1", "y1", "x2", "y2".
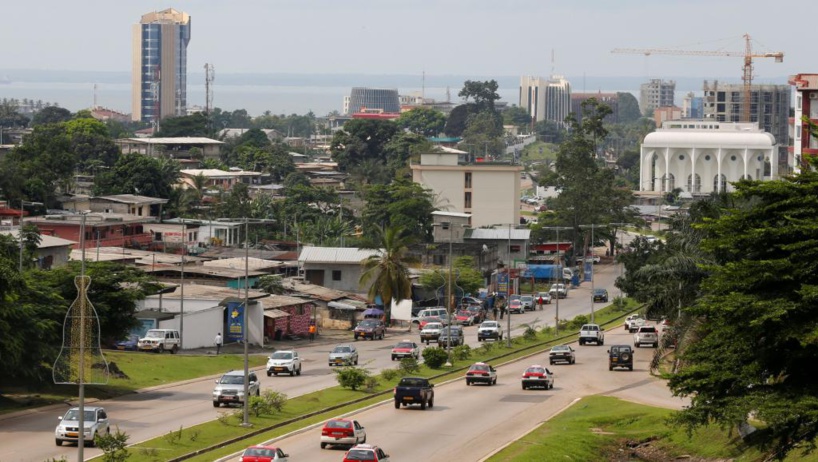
[
  {"x1": 579, "y1": 224, "x2": 605, "y2": 324},
  {"x1": 609, "y1": 223, "x2": 629, "y2": 300},
  {"x1": 492, "y1": 223, "x2": 527, "y2": 348},
  {"x1": 432, "y1": 221, "x2": 469, "y2": 367},
  {"x1": 541, "y1": 226, "x2": 571, "y2": 335}
]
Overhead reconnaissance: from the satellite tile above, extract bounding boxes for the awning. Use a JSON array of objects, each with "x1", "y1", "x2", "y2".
[
  {"x1": 328, "y1": 301, "x2": 357, "y2": 310},
  {"x1": 263, "y1": 309, "x2": 290, "y2": 319}
]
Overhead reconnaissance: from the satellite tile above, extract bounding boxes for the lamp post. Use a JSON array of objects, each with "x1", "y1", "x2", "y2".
[
  {"x1": 491, "y1": 223, "x2": 523, "y2": 348},
  {"x1": 432, "y1": 221, "x2": 468, "y2": 366},
  {"x1": 609, "y1": 223, "x2": 628, "y2": 300},
  {"x1": 541, "y1": 226, "x2": 571, "y2": 334},
  {"x1": 579, "y1": 224, "x2": 605, "y2": 323}
]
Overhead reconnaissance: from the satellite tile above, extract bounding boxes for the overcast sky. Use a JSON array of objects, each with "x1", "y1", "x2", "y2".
[{"x1": 0, "y1": 0, "x2": 807, "y2": 81}]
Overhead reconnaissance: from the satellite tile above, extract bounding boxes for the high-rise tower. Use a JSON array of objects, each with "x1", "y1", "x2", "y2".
[{"x1": 131, "y1": 8, "x2": 191, "y2": 124}]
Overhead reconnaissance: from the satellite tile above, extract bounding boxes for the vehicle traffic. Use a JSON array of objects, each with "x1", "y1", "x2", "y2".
[
  {"x1": 454, "y1": 309, "x2": 476, "y2": 326},
  {"x1": 633, "y1": 325, "x2": 659, "y2": 348},
  {"x1": 115, "y1": 334, "x2": 139, "y2": 351},
  {"x1": 520, "y1": 295, "x2": 535, "y2": 311},
  {"x1": 267, "y1": 350, "x2": 302, "y2": 376},
  {"x1": 465, "y1": 362, "x2": 497, "y2": 386},
  {"x1": 548, "y1": 345, "x2": 576, "y2": 365},
  {"x1": 437, "y1": 325, "x2": 464, "y2": 346},
  {"x1": 137, "y1": 328, "x2": 180, "y2": 353},
  {"x1": 477, "y1": 321, "x2": 503, "y2": 341},
  {"x1": 213, "y1": 370, "x2": 259, "y2": 407},
  {"x1": 608, "y1": 345, "x2": 634, "y2": 371},
  {"x1": 420, "y1": 322, "x2": 444, "y2": 344},
  {"x1": 549, "y1": 283, "x2": 568, "y2": 299},
  {"x1": 393, "y1": 377, "x2": 434, "y2": 410},
  {"x1": 329, "y1": 344, "x2": 359, "y2": 366},
  {"x1": 320, "y1": 418, "x2": 366, "y2": 449},
  {"x1": 343, "y1": 444, "x2": 391, "y2": 462},
  {"x1": 521, "y1": 365, "x2": 554, "y2": 390},
  {"x1": 579, "y1": 323, "x2": 605, "y2": 346},
  {"x1": 592, "y1": 288, "x2": 609, "y2": 302},
  {"x1": 508, "y1": 298, "x2": 524, "y2": 314},
  {"x1": 240, "y1": 445, "x2": 289, "y2": 461},
  {"x1": 354, "y1": 319, "x2": 386, "y2": 340},
  {"x1": 55, "y1": 406, "x2": 109, "y2": 447},
  {"x1": 390, "y1": 340, "x2": 419, "y2": 361}
]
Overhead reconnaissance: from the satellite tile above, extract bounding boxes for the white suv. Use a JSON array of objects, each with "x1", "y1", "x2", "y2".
[
  {"x1": 477, "y1": 321, "x2": 503, "y2": 341},
  {"x1": 137, "y1": 329, "x2": 180, "y2": 354},
  {"x1": 212, "y1": 370, "x2": 260, "y2": 407},
  {"x1": 266, "y1": 350, "x2": 302, "y2": 376},
  {"x1": 634, "y1": 325, "x2": 659, "y2": 348},
  {"x1": 55, "y1": 406, "x2": 109, "y2": 447}
]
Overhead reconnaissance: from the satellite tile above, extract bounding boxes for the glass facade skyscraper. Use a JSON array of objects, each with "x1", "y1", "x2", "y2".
[
  {"x1": 131, "y1": 9, "x2": 191, "y2": 123},
  {"x1": 346, "y1": 88, "x2": 400, "y2": 115}
]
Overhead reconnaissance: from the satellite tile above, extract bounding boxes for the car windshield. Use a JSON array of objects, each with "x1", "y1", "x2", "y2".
[
  {"x1": 552, "y1": 346, "x2": 569, "y2": 352},
  {"x1": 326, "y1": 419, "x2": 352, "y2": 429},
  {"x1": 63, "y1": 409, "x2": 96, "y2": 421},
  {"x1": 640, "y1": 327, "x2": 657, "y2": 333},
  {"x1": 482, "y1": 322, "x2": 497, "y2": 328},
  {"x1": 244, "y1": 448, "x2": 276, "y2": 457},
  {"x1": 398, "y1": 378, "x2": 427, "y2": 387},
  {"x1": 551, "y1": 284, "x2": 564, "y2": 289},
  {"x1": 333, "y1": 346, "x2": 351, "y2": 353},
  {"x1": 521, "y1": 296, "x2": 533, "y2": 302},
  {"x1": 359, "y1": 320, "x2": 378, "y2": 327},
  {"x1": 144, "y1": 330, "x2": 163, "y2": 338},
  {"x1": 219, "y1": 375, "x2": 244, "y2": 385},
  {"x1": 594, "y1": 289, "x2": 606, "y2": 295},
  {"x1": 395, "y1": 342, "x2": 413, "y2": 349},
  {"x1": 270, "y1": 352, "x2": 292, "y2": 359},
  {"x1": 424, "y1": 323, "x2": 442, "y2": 330},
  {"x1": 469, "y1": 364, "x2": 489, "y2": 372},
  {"x1": 345, "y1": 449, "x2": 376, "y2": 461},
  {"x1": 526, "y1": 367, "x2": 545, "y2": 374}
]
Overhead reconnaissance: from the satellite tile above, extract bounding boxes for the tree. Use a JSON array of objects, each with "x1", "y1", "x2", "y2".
[
  {"x1": 154, "y1": 112, "x2": 209, "y2": 137},
  {"x1": 616, "y1": 92, "x2": 642, "y2": 124},
  {"x1": 419, "y1": 256, "x2": 484, "y2": 303},
  {"x1": 359, "y1": 226, "x2": 414, "y2": 325},
  {"x1": 461, "y1": 111, "x2": 505, "y2": 157},
  {"x1": 443, "y1": 103, "x2": 480, "y2": 137},
  {"x1": 31, "y1": 106, "x2": 72, "y2": 126},
  {"x1": 503, "y1": 106, "x2": 532, "y2": 132},
  {"x1": 396, "y1": 107, "x2": 446, "y2": 137},
  {"x1": 535, "y1": 120, "x2": 567, "y2": 144},
  {"x1": 330, "y1": 119, "x2": 400, "y2": 173},
  {"x1": 0, "y1": 100, "x2": 29, "y2": 128},
  {"x1": 668, "y1": 172, "x2": 818, "y2": 459},
  {"x1": 361, "y1": 179, "x2": 436, "y2": 243},
  {"x1": 95, "y1": 154, "x2": 179, "y2": 199},
  {"x1": 458, "y1": 80, "x2": 500, "y2": 112}
]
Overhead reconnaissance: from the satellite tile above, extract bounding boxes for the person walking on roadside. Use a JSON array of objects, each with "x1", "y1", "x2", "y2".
[
  {"x1": 309, "y1": 323, "x2": 316, "y2": 341},
  {"x1": 215, "y1": 332, "x2": 222, "y2": 355}
]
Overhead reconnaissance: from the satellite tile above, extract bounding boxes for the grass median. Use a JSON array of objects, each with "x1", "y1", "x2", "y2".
[{"x1": 93, "y1": 298, "x2": 638, "y2": 462}]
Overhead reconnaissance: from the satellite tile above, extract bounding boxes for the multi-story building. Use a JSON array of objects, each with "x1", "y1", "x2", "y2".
[
  {"x1": 410, "y1": 147, "x2": 522, "y2": 228},
  {"x1": 639, "y1": 79, "x2": 676, "y2": 116},
  {"x1": 345, "y1": 88, "x2": 400, "y2": 115},
  {"x1": 640, "y1": 121, "x2": 779, "y2": 195},
  {"x1": 701, "y1": 80, "x2": 790, "y2": 171},
  {"x1": 681, "y1": 92, "x2": 704, "y2": 119},
  {"x1": 520, "y1": 75, "x2": 572, "y2": 126},
  {"x1": 789, "y1": 73, "x2": 818, "y2": 173},
  {"x1": 520, "y1": 76, "x2": 547, "y2": 124},
  {"x1": 131, "y1": 8, "x2": 191, "y2": 123}
]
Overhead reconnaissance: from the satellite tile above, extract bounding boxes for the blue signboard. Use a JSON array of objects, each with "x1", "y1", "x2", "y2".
[
  {"x1": 583, "y1": 261, "x2": 593, "y2": 282},
  {"x1": 226, "y1": 302, "x2": 245, "y2": 342},
  {"x1": 496, "y1": 272, "x2": 509, "y2": 297}
]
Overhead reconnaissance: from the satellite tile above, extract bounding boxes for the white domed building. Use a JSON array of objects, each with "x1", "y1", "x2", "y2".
[{"x1": 640, "y1": 121, "x2": 779, "y2": 195}]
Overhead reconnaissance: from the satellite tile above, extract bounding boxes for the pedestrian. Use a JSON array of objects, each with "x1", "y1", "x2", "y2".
[
  {"x1": 309, "y1": 323, "x2": 316, "y2": 341},
  {"x1": 492, "y1": 305, "x2": 498, "y2": 321},
  {"x1": 538, "y1": 295, "x2": 544, "y2": 311},
  {"x1": 214, "y1": 332, "x2": 222, "y2": 355}
]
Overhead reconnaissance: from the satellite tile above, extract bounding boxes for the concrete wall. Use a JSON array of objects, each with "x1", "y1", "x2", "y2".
[{"x1": 302, "y1": 262, "x2": 366, "y2": 293}]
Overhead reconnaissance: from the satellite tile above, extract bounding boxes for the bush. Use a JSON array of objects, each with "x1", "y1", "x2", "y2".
[
  {"x1": 163, "y1": 426, "x2": 183, "y2": 445},
  {"x1": 479, "y1": 342, "x2": 495, "y2": 354},
  {"x1": 364, "y1": 376, "x2": 379, "y2": 393},
  {"x1": 380, "y1": 368, "x2": 400, "y2": 381},
  {"x1": 521, "y1": 323, "x2": 538, "y2": 341},
  {"x1": 249, "y1": 389, "x2": 288, "y2": 417},
  {"x1": 95, "y1": 426, "x2": 130, "y2": 462},
  {"x1": 334, "y1": 366, "x2": 370, "y2": 391},
  {"x1": 422, "y1": 347, "x2": 449, "y2": 369},
  {"x1": 567, "y1": 315, "x2": 589, "y2": 330},
  {"x1": 452, "y1": 344, "x2": 472, "y2": 361},
  {"x1": 398, "y1": 357, "x2": 420, "y2": 375}
]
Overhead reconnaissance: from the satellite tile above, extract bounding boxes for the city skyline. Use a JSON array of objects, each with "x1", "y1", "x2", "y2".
[{"x1": 0, "y1": 1, "x2": 806, "y2": 80}]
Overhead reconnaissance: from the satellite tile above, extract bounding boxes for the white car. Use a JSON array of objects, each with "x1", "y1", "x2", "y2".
[
  {"x1": 634, "y1": 325, "x2": 659, "y2": 348},
  {"x1": 55, "y1": 406, "x2": 110, "y2": 447},
  {"x1": 213, "y1": 370, "x2": 260, "y2": 407},
  {"x1": 477, "y1": 321, "x2": 503, "y2": 341},
  {"x1": 420, "y1": 322, "x2": 444, "y2": 344},
  {"x1": 628, "y1": 317, "x2": 647, "y2": 333},
  {"x1": 137, "y1": 328, "x2": 180, "y2": 354},
  {"x1": 549, "y1": 283, "x2": 568, "y2": 299},
  {"x1": 624, "y1": 314, "x2": 643, "y2": 330},
  {"x1": 266, "y1": 350, "x2": 302, "y2": 376}
]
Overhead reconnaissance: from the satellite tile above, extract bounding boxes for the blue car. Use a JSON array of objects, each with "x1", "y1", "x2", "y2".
[{"x1": 115, "y1": 334, "x2": 139, "y2": 351}]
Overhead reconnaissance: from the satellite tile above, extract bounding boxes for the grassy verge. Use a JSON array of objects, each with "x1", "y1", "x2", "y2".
[
  {"x1": 0, "y1": 352, "x2": 267, "y2": 414},
  {"x1": 99, "y1": 299, "x2": 638, "y2": 462},
  {"x1": 487, "y1": 395, "x2": 818, "y2": 462}
]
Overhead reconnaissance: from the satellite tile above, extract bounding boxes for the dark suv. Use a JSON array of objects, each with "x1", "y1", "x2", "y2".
[
  {"x1": 608, "y1": 345, "x2": 634, "y2": 371},
  {"x1": 354, "y1": 319, "x2": 385, "y2": 340}
]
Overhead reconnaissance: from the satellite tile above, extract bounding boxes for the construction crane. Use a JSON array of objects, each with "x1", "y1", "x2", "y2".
[{"x1": 612, "y1": 34, "x2": 783, "y2": 122}]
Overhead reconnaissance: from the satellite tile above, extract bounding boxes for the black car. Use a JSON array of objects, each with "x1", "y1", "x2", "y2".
[
  {"x1": 592, "y1": 288, "x2": 609, "y2": 303},
  {"x1": 354, "y1": 319, "x2": 385, "y2": 340},
  {"x1": 608, "y1": 345, "x2": 634, "y2": 371}
]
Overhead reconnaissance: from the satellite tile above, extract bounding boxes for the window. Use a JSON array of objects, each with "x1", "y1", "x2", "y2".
[
  {"x1": 464, "y1": 172, "x2": 472, "y2": 188},
  {"x1": 464, "y1": 192, "x2": 472, "y2": 209},
  {"x1": 509, "y1": 245, "x2": 521, "y2": 252},
  {"x1": 332, "y1": 270, "x2": 342, "y2": 281}
]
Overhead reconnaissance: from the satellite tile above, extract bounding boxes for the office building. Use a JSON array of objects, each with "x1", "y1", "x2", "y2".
[
  {"x1": 639, "y1": 79, "x2": 676, "y2": 116},
  {"x1": 346, "y1": 88, "x2": 400, "y2": 115},
  {"x1": 520, "y1": 75, "x2": 572, "y2": 126},
  {"x1": 132, "y1": 8, "x2": 192, "y2": 123},
  {"x1": 789, "y1": 73, "x2": 818, "y2": 173},
  {"x1": 682, "y1": 92, "x2": 704, "y2": 119}
]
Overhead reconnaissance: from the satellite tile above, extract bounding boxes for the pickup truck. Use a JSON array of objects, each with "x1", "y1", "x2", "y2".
[
  {"x1": 393, "y1": 377, "x2": 434, "y2": 410},
  {"x1": 578, "y1": 323, "x2": 604, "y2": 346}
]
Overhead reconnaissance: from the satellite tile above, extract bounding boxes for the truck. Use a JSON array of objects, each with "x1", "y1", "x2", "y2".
[
  {"x1": 393, "y1": 377, "x2": 434, "y2": 410},
  {"x1": 579, "y1": 323, "x2": 605, "y2": 346},
  {"x1": 523, "y1": 265, "x2": 574, "y2": 283}
]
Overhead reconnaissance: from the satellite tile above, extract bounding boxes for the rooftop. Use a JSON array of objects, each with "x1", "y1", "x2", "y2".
[{"x1": 298, "y1": 246, "x2": 382, "y2": 264}]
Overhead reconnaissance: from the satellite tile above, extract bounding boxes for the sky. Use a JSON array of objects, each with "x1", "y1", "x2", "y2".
[{"x1": 0, "y1": 0, "x2": 809, "y2": 81}]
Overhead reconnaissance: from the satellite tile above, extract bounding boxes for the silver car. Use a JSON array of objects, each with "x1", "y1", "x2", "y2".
[
  {"x1": 55, "y1": 406, "x2": 109, "y2": 447},
  {"x1": 329, "y1": 344, "x2": 359, "y2": 366},
  {"x1": 212, "y1": 370, "x2": 260, "y2": 407}
]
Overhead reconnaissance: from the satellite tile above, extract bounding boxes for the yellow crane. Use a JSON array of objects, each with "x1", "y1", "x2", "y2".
[{"x1": 612, "y1": 34, "x2": 784, "y2": 122}]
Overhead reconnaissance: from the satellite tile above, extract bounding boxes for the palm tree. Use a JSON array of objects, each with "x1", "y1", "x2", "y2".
[{"x1": 359, "y1": 226, "x2": 414, "y2": 326}]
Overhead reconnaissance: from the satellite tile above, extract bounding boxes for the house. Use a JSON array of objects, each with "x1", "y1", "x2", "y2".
[
  {"x1": 178, "y1": 168, "x2": 264, "y2": 191},
  {"x1": 298, "y1": 246, "x2": 382, "y2": 293},
  {"x1": 83, "y1": 194, "x2": 168, "y2": 218},
  {"x1": 116, "y1": 137, "x2": 224, "y2": 161},
  {"x1": 286, "y1": 280, "x2": 369, "y2": 329},
  {"x1": 463, "y1": 227, "x2": 531, "y2": 269},
  {"x1": 1, "y1": 231, "x2": 75, "y2": 269},
  {"x1": 27, "y1": 213, "x2": 157, "y2": 249}
]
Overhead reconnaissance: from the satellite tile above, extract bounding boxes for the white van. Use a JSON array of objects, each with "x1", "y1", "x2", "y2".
[
  {"x1": 138, "y1": 329, "x2": 181, "y2": 354},
  {"x1": 412, "y1": 308, "x2": 448, "y2": 325}
]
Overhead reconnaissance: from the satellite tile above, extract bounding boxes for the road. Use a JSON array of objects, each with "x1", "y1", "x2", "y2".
[
  {"x1": 0, "y1": 264, "x2": 623, "y2": 462},
  {"x1": 223, "y1": 318, "x2": 686, "y2": 462}
]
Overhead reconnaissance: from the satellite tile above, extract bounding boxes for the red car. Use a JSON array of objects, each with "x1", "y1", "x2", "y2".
[
  {"x1": 454, "y1": 309, "x2": 475, "y2": 326},
  {"x1": 521, "y1": 364, "x2": 555, "y2": 390},
  {"x1": 391, "y1": 340, "x2": 420, "y2": 361},
  {"x1": 239, "y1": 445, "x2": 289, "y2": 461},
  {"x1": 418, "y1": 316, "x2": 443, "y2": 330},
  {"x1": 343, "y1": 444, "x2": 391, "y2": 462},
  {"x1": 508, "y1": 299, "x2": 524, "y2": 314},
  {"x1": 320, "y1": 418, "x2": 367, "y2": 449}
]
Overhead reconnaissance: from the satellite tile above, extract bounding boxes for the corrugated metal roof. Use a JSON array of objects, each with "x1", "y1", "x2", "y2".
[
  {"x1": 262, "y1": 294, "x2": 314, "y2": 309},
  {"x1": 298, "y1": 246, "x2": 381, "y2": 264},
  {"x1": 465, "y1": 228, "x2": 530, "y2": 240},
  {"x1": 93, "y1": 194, "x2": 168, "y2": 205},
  {"x1": 122, "y1": 137, "x2": 224, "y2": 145}
]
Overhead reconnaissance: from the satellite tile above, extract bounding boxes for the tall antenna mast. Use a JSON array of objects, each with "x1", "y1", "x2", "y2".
[
  {"x1": 93, "y1": 84, "x2": 98, "y2": 110},
  {"x1": 551, "y1": 49, "x2": 555, "y2": 76},
  {"x1": 422, "y1": 70, "x2": 425, "y2": 103},
  {"x1": 446, "y1": 86, "x2": 451, "y2": 103},
  {"x1": 204, "y1": 63, "x2": 215, "y2": 116}
]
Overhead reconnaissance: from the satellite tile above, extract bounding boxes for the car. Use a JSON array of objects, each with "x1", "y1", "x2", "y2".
[
  {"x1": 115, "y1": 333, "x2": 139, "y2": 351},
  {"x1": 412, "y1": 308, "x2": 448, "y2": 325},
  {"x1": 390, "y1": 340, "x2": 419, "y2": 361},
  {"x1": 509, "y1": 294, "x2": 522, "y2": 303},
  {"x1": 354, "y1": 319, "x2": 385, "y2": 340},
  {"x1": 137, "y1": 328, "x2": 180, "y2": 354},
  {"x1": 343, "y1": 444, "x2": 391, "y2": 462},
  {"x1": 634, "y1": 325, "x2": 659, "y2": 348},
  {"x1": 454, "y1": 309, "x2": 475, "y2": 326},
  {"x1": 521, "y1": 365, "x2": 555, "y2": 390},
  {"x1": 520, "y1": 295, "x2": 535, "y2": 311},
  {"x1": 437, "y1": 325, "x2": 464, "y2": 347},
  {"x1": 420, "y1": 322, "x2": 444, "y2": 344},
  {"x1": 212, "y1": 370, "x2": 260, "y2": 407},
  {"x1": 579, "y1": 324, "x2": 605, "y2": 346},
  {"x1": 548, "y1": 345, "x2": 576, "y2": 365},
  {"x1": 624, "y1": 314, "x2": 644, "y2": 330},
  {"x1": 477, "y1": 321, "x2": 503, "y2": 341},
  {"x1": 55, "y1": 406, "x2": 109, "y2": 447},
  {"x1": 608, "y1": 345, "x2": 634, "y2": 371},
  {"x1": 461, "y1": 296, "x2": 484, "y2": 307},
  {"x1": 549, "y1": 283, "x2": 568, "y2": 299},
  {"x1": 628, "y1": 316, "x2": 646, "y2": 333},
  {"x1": 465, "y1": 362, "x2": 497, "y2": 386},
  {"x1": 240, "y1": 445, "x2": 289, "y2": 461},
  {"x1": 466, "y1": 304, "x2": 485, "y2": 323},
  {"x1": 329, "y1": 344, "x2": 359, "y2": 366},
  {"x1": 536, "y1": 292, "x2": 553, "y2": 305},
  {"x1": 320, "y1": 418, "x2": 366, "y2": 449},
  {"x1": 577, "y1": 254, "x2": 601, "y2": 263},
  {"x1": 266, "y1": 350, "x2": 302, "y2": 376},
  {"x1": 508, "y1": 299, "x2": 525, "y2": 314},
  {"x1": 417, "y1": 316, "x2": 443, "y2": 330},
  {"x1": 394, "y1": 377, "x2": 434, "y2": 409},
  {"x1": 592, "y1": 288, "x2": 609, "y2": 303}
]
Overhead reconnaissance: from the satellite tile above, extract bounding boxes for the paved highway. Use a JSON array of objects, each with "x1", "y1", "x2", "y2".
[{"x1": 0, "y1": 264, "x2": 623, "y2": 462}]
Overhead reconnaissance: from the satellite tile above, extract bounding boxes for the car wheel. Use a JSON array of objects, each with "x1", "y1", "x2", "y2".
[
  {"x1": 55, "y1": 439, "x2": 62, "y2": 446},
  {"x1": 158, "y1": 344, "x2": 165, "y2": 354},
  {"x1": 171, "y1": 345, "x2": 178, "y2": 354},
  {"x1": 267, "y1": 371, "x2": 272, "y2": 377},
  {"x1": 609, "y1": 364, "x2": 613, "y2": 371},
  {"x1": 429, "y1": 398, "x2": 434, "y2": 408},
  {"x1": 361, "y1": 435, "x2": 367, "y2": 444},
  {"x1": 654, "y1": 342, "x2": 659, "y2": 348},
  {"x1": 354, "y1": 336, "x2": 359, "y2": 341},
  {"x1": 290, "y1": 368, "x2": 295, "y2": 376},
  {"x1": 579, "y1": 340, "x2": 584, "y2": 346},
  {"x1": 391, "y1": 355, "x2": 396, "y2": 361},
  {"x1": 297, "y1": 366, "x2": 302, "y2": 376},
  {"x1": 213, "y1": 401, "x2": 220, "y2": 407},
  {"x1": 599, "y1": 340, "x2": 604, "y2": 346},
  {"x1": 420, "y1": 399, "x2": 427, "y2": 410},
  {"x1": 571, "y1": 359, "x2": 576, "y2": 364},
  {"x1": 635, "y1": 343, "x2": 640, "y2": 348},
  {"x1": 88, "y1": 434, "x2": 95, "y2": 447},
  {"x1": 522, "y1": 384, "x2": 527, "y2": 390},
  {"x1": 493, "y1": 377, "x2": 497, "y2": 385},
  {"x1": 477, "y1": 338, "x2": 482, "y2": 342},
  {"x1": 550, "y1": 361, "x2": 554, "y2": 365},
  {"x1": 354, "y1": 357, "x2": 359, "y2": 365},
  {"x1": 549, "y1": 382, "x2": 554, "y2": 390},
  {"x1": 466, "y1": 380, "x2": 471, "y2": 386},
  {"x1": 273, "y1": 372, "x2": 278, "y2": 376},
  {"x1": 629, "y1": 365, "x2": 634, "y2": 371},
  {"x1": 321, "y1": 442, "x2": 327, "y2": 449},
  {"x1": 394, "y1": 400, "x2": 400, "y2": 409}
]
